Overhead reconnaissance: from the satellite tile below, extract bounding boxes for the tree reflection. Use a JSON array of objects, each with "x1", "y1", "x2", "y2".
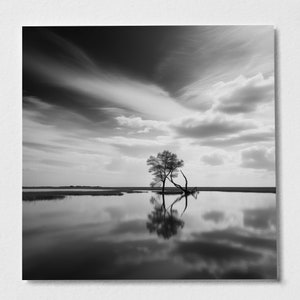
[{"x1": 146, "y1": 196, "x2": 184, "y2": 239}]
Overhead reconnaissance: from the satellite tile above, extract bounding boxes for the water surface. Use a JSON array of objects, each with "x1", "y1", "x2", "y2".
[{"x1": 23, "y1": 191, "x2": 277, "y2": 280}]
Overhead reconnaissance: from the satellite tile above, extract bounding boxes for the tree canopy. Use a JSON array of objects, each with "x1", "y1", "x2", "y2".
[{"x1": 147, "y1": 150, "x2": 184, "y2": 187}]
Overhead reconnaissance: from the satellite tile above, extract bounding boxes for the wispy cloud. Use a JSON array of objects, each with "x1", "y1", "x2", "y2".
[
  {"x1": 213, "y1": 73, "x2": 274, "y2": 114},
  {"x1": 158, "y1": 26, "x2": 274, "y2": 104},
  {"x1": 96, "y1": 135, "x2": 179, "y2": 157},
  {"x1": 201, "y1": 152, "x2": 225, "y2": 166},
  {"x1": 115, "y1": 116, "x2": 168, "y2": 133},
  {"x1": 240, "y1": 146, "x2": 275, "y2": 171},
  {"x1": 24, "y1": 30, "x2": 191, "y2": 123}
]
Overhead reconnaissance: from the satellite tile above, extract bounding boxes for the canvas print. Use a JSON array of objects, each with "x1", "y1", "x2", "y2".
[{"x1": 23, "y1": 26, "x2": 277, "y2": 280}]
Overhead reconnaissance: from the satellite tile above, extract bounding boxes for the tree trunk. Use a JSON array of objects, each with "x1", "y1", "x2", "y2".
[{"x1": 162, "y1": 179, "x2": 166, "y2": 210}]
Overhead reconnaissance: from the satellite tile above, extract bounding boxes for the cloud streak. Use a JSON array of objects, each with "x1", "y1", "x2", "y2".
[
  {"x1": 172, "y1": 113, "x2": 257, "y2": 139},
  {"x1": 159, "y1": 26, "x2": 274, "y2": 107},
  {"x1": 24, "y1": 29, "x2": 192, "y2": 123},
  {"x1": 200, "y1": 130, "x2": 274, "y2": 148}
]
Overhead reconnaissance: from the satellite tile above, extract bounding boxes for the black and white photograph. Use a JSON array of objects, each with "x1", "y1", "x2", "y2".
[{"x1": 23, "y1": 26, "x2": 277, "y2": 280}]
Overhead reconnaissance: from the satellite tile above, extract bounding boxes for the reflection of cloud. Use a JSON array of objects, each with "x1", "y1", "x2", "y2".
[
  {"x1": 182, "y1": 267, "x2": 270, "y2": 280},
  {"x1": 202, "y1": 211, "x2": 225, "y2": 223},
  {"x1": 182, "y1": 269, "x2": 216, "y2": 279},
  {"x1": 23, "y1": 236, "x2": 171, "y2": 279},
  {"x1": 173, "y1": 240, "x2": 261, "y2": 264},
  {"x1": 24, "y1": 203, "x2": 277, "y2": 280},
  {"x1": 221, "y1": 267, "x2": 270, "y2": 279},
  {"x1": 104, "y1": 206, "x2": 123, "y2": 220},
  {"x1": 173, "y1": 228, "x2": 277, "y2": 279},
  {"x1": 110, "y1": 219, "x2": 147, "y2": 235},
  {"x1": 198, "y1": 229, "x2": 276, "y2": 251},
  {"x1": 244, "y1": 207, "x2": 276, "y2": 230},
  {"x1": 241, "y1": 146, "x2": 275, "y2": 171}
]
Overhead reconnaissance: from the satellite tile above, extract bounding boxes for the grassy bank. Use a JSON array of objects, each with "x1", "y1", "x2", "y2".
[{"x1": 23, "y1": 190, "x2": 124, "y2": 201}]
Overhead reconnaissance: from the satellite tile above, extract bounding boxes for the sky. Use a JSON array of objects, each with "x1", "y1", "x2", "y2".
[{"x1": 23, "y1": 26, "x2": 275, "y2": 187}]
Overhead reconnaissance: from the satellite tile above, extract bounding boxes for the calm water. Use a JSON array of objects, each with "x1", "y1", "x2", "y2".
[{"x1": 23, "y1": 191, "x2": 277, "y2": 280}]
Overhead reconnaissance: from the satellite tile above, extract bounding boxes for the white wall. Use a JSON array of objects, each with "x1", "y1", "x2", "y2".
[{"x1": 1, "y1": 0, "x2": 300, "y2": 299}]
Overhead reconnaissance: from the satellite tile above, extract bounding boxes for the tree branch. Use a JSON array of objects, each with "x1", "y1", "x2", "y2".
[
  {"x1": 168, "y1": 174, "x2": 186, "y2": 193},
  {"x1": 180, "y1": 170, "x2": 188, "y2": 191}
]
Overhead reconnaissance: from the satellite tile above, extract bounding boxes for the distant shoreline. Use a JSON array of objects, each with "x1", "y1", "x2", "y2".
[
  {"x1": 22, "y1": 186, "x2": 276, "y2": 201},
  {"x1": 23, "y1": 186, "x2": 276, "y2": 193}
]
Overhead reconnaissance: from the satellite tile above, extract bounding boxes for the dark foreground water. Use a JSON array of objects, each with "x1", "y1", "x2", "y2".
[{"x1": 23, "y1": 191, "x2": 277, "y2": 280}]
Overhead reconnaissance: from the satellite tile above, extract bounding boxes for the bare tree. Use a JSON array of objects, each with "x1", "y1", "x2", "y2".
[
  {"x1": 169, "y1": 170, "x2": 197, "y2": 195},
  {"x1": 167, "y1": 169, "x2": 199, "y2": 215},
  {"x1": 147, "y1": 150, "x2": 184, "y2": 207}
]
